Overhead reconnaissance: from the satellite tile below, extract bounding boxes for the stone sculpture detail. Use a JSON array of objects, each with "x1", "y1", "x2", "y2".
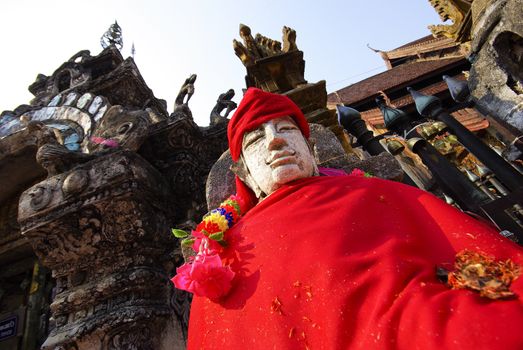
[
  {"x1": 1, "y1": 44, "x2": 230, "y2": 349},
  {"x1": 233, "y1": 24, "x2": 298, "y2": 67},
  {"x1": 172, "y1": 74, "x2": 197, "y2": 120}
]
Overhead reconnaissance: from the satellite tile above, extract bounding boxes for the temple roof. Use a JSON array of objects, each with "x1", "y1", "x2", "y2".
[
  {"x1": 327, "y1": 57, "x2": 465, "y2": 107},
  {"x1": 385, "y1": 35, "x2": 460, "y2": 60}
]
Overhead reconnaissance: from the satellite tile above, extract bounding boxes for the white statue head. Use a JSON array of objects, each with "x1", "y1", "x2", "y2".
[{"x1": 234, "y1": 116, "x2": 318, "y2": 198}]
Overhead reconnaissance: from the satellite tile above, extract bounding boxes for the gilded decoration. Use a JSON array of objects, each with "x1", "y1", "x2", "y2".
[{"x1": 428, "y1": 0, "x2": 472, "y2": 40}]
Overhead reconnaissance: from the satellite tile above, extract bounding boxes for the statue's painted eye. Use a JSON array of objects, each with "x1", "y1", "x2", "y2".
[
  {"x1": 276, "y1": 118, "x2": 299, "y2": 132},
  {"x1": 243, "y1": 131, "x2": 264, "y2": 148},
  {"x1": 278, "y1": 124, "x2": 298, "y2": 132}
]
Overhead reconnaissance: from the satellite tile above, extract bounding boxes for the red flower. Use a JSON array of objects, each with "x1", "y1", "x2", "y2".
[
  {"x1": 196, "y1": 221, "x2": 222, "y2": 234},
  {"x1": 171, "y1": 254, "x2": 235, "y2": 300},
  {"x1": 349, "y1": 168, "x2": 366, "y2": 177}
]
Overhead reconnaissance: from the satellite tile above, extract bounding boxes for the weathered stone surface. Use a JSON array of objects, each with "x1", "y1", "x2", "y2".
[
  {"x1": 18, "y1": 151, "x2": 185, "y2": 350},
  {"x1": 468, "y1": 0, "x2": 523, "y2": 133},
  {"x1": 205, "y1": 150, "x2": 236, "y2": 210},
  {"x1": 0, "y1": 41, "x2": 232, "y2": 349}
]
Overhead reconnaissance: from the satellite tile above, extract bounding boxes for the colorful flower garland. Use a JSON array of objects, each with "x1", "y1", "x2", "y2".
[{"x1": 171, "y1": 195, "x2": 243, "y2": 300}]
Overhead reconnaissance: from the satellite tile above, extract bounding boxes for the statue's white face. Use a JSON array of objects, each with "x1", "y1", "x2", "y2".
[{"x1": 241, "y1": 116, "x2": 318, "y2": 197}]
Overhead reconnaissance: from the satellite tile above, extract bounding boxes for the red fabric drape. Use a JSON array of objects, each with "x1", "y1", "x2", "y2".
[{"x1": 188, "y1": 176, "x2": 523, "y2": 349}]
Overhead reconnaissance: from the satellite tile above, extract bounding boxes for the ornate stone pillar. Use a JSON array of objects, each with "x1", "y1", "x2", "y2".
[{"x1": 18, "y1": 151, "x2": 184, "y2": 350}]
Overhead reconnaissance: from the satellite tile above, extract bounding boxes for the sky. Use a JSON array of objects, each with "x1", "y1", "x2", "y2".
[{"x1": 1, "y1": 0, "x2": 443, "y2": 126}]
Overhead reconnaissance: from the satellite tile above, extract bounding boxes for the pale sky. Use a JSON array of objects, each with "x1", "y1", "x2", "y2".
[{"x1": 1, "y1": 0, "x2": 442, "y2": 126}]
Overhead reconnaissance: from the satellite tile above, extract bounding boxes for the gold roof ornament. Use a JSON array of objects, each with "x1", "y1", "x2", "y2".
[{"x1": 428, "y1": 0, "x2": 473, "y2": 41}]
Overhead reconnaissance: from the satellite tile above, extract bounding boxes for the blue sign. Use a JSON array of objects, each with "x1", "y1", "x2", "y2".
[{"x1": 0, "y1": 315, "x2": 18, "y2": 341}]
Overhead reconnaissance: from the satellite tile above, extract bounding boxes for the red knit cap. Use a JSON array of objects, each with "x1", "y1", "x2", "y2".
[
  {"x1": 227, "y1": 87, "x2": 309, "y2": 161},
  {"x1": 227, "y1": 87, "x2": 310, "y2": 213}
]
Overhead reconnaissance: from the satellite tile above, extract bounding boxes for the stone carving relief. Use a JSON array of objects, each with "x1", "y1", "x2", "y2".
[
  {"x1": 1, "y1": 91, "x2": 110, "y2": 142},
  {"x1": 28, "y1": 51, "x2": 94, "y2": 107},
  {"x1": 87, "y1": 105, "x2": 150, "y2": 153},
  {"x1": 1, "y1": 29, "x2": 230, "y2": 349},
  {"x1": 105, "y1": 325, "x2": 154, "y2": 350},
  {"x1": 18, "y1": 152, "x2": 180, "y2": 349}
]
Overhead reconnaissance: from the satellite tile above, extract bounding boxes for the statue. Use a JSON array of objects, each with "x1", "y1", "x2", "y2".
[
  {"x1": 170, "y1": 74, "x2": 197, "y2": 119},
  {"x1": 174, "y1": 88, "x2": 523, "y2": 350},
  {"x1": 210, "y1": 89, "x2": 237, "y2": 126}
]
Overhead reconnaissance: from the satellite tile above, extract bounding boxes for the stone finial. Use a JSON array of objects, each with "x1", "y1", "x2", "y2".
[{"x1": 100, "y1": 20, "x2": 124, "y2": 50}]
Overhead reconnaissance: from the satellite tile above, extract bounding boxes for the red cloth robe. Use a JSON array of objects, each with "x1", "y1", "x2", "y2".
[{"x1": 188, "y1": 176, "x2": 523, "y2": 349}]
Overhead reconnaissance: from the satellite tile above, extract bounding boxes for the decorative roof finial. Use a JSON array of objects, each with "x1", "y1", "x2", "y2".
[{"x1": 100, "y1": 21, "x2": 124, "y2": 50}]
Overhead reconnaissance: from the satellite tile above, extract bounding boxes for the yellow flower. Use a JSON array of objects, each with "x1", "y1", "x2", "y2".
[{"x1": 203, "y1": 212, "x2": 229, "y2": 232}]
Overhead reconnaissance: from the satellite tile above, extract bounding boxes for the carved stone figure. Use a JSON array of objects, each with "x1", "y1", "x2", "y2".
[
  {"x1": 210, "y1": 89, "x2": 237, "y2": 125},
  {"x1": 87, "y1": 105, "x2": 151, "y2": 153},
  {"x1": 172, "y1": 74, "x2": 197, "y2": 120},
  {"x1": 184, "y1": 87, "x2": 523, "y2": 350},
  {"x1": 174, "y1": 74, "x2": 197, "y2": 107}
]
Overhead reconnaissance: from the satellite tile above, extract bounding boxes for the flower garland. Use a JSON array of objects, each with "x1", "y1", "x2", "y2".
[{"x1": 170, "y1": 195, "x2": 243, "y2": 300}]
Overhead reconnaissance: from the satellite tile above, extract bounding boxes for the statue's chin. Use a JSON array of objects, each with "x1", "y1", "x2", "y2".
[{"x1": 272, "y1": 163, "x2": 309, "y2": 187}]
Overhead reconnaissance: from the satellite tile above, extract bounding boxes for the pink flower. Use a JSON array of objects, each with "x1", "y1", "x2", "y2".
[
  {"x1": 349, "y1": 168, "x2": 366, "y2": 177},
  {"x1": 171, "y1": 254, "x2": 235, "y2": 300}
]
